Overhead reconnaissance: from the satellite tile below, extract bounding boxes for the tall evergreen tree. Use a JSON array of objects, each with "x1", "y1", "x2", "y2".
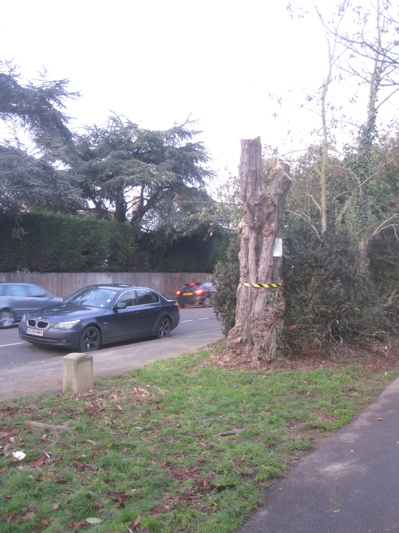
[
  {"x1": 0, "y1": 62, "x2": 81, "y2": 215},
  {"x1": 71, "y1": 115, "x2": 214, "y2": 232}
]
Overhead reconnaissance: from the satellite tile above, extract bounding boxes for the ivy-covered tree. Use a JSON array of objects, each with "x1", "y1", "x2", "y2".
[
  {"x1": 272, "y1": 1, "x2": 399, "y2": 349},
  {"x1": 71, "y1": 115, "x2": 214, "y2": 232},
  {"x1": 283, "y1": 130, "x2": 399, "y2": 348}
]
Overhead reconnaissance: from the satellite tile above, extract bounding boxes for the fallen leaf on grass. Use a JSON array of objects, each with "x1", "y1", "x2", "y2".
[
  {"x1": 107, "y1": 491, "x2": 131, "y2": 507},
  {"x1": 55, "y1": 477, "x2": 69, "y2": 484},
  {"x1": 153, "y1": 504, "x2": 174, "y2": 512},
  {"x1": 31, "y1": 455, "x2": 47, "y2": 468},
  {"x1": 1, "y1": 430, "x2": 19, "y2": 444},
  {"x1": 19, "y1": 505, "x2": 36, "y2": 521},
  {"x1": 3, "y1": 512, "x2": 16, "y2": 521},
  {"x1": 86, "y1": 517, "x2": 103, "y2": 524},
  {"x1": 67, "y1": 520, "x2": 87, "y2": 528}
]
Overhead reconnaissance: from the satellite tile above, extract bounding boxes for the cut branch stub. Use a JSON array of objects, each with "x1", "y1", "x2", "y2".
[{"x1": 226, "y1": 137, "x2": 291, "y2": 365}]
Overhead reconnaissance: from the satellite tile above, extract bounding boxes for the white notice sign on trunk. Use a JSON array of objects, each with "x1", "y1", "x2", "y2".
[{"x1": 273, "y1": 238, "x2": 283, "y2": 257}]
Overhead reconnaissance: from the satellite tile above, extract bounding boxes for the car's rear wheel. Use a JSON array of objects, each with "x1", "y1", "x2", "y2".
[
  {"x1": 156, "y1": 317, "x2": 172, "y2": 338},
  {"x1": 0, "y1": 309, "x2": 15, "y2": 328},
  {"x1": 79, "y1": 326, "x2": 101, "y2": 352},
  {"x1": 203, "y1": 296, "x2": 212, "y2": 307}
]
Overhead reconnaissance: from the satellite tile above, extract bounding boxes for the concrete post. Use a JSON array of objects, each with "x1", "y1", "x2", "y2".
[{"x1": 63, "y1": 352, "x2": 94, "y2": 394}]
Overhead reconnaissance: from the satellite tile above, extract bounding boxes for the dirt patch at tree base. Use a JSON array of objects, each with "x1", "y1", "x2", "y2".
[{"x1": 204, "y1": 336, "x2": 399, "y2": 375}]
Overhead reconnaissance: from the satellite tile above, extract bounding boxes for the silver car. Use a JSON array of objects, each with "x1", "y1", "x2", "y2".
[{"x1": 0, "y1": 282, "x2": 62, "y2": 328}]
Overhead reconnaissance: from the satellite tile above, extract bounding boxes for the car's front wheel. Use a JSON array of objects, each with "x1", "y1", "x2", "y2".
[
  {"x1": 0, "y1": 309, "x2": 15, "y2": 329},
  {"x1": 79, "y1": 326, "x2": 102, "y2": 352},
  {"x1": 156, "y1": 317, "x2": 172, "y2": 338}
]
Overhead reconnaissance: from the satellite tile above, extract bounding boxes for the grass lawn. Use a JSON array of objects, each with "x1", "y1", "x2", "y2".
[{"x1": 1, "y1": 341, "x2": 399, "y2": 532}]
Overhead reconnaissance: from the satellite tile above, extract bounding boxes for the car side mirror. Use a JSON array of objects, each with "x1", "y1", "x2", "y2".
[{"x1": 115, "y1": 301, "x2": 127, "y2": 309}]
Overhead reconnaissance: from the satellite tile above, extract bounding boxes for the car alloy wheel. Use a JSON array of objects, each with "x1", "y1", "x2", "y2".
[
  {"x1": 79, "y1": 326, "x2": 102, "y2": 352},
  {"x1": 203, "y1": 296, "x2": 212, "y2": 307},
  {"x1": 0, "y1": 310, "x2": 15, "y2": 328},
  {"x1": 156, "y1": 317, "x2": 171, "y2": 338}
]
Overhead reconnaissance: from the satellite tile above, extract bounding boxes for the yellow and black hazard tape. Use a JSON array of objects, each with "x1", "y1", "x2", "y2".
[{"x1": 240, "y1": 282, "x2": 283, "y2": 289}]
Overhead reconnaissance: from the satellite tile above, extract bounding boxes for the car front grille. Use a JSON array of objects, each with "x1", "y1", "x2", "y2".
[{"x1": 27, "y1": 319, "x2": 49, "y2": 329}]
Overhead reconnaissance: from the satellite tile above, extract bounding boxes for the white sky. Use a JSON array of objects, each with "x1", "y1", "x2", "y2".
[{"x1": 2, "y1": 0, "x2": 395, "y2": 178}]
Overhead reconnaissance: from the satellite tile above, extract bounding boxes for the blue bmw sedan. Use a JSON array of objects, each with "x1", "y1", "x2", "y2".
[{"x1": 18, "y1": 284, "x2": 180, "y2": 352}]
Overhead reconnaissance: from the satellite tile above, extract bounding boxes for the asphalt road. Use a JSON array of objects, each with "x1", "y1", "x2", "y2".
[
  {"x1": 0, "y1": 307, "x2": 218, "y2": 368},
  {"x1": 0, "y1": 307, "x2": 223, "y2": 400}
]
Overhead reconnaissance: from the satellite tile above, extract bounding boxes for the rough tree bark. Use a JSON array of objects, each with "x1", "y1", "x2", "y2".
[{"x1": 226, "y1": 137, "x2": 291, "y2": 365}]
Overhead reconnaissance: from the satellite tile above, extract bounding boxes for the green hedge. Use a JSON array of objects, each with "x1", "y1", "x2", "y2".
[
  {"x1": 0, "y1": 212, "x2": 137, "y2": 272},
  {"x1": 135, "y1": 230, "x2": 230, "y2": 272},
  {"x1": 0, "y1": 213, "x2": 229, "y2": 273}
]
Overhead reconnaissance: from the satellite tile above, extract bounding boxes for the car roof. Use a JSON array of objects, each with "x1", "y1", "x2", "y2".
[
  {"x1": 181, "y1": 282, "x2": 212, "y2": 286},
  {"x1": 81, "y1": 284, "x2": 157, "y2": 292},
  {"x1": 87, "y1": 284, "x2": 133, "y2": 288}
]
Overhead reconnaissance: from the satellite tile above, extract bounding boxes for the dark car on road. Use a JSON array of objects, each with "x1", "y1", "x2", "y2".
[
  {"x1": 0, "y1": 282, "x2": 62, "y2": 329},
  {"x1": 175, "y1": 282, "x2": 216, "y2": 308},
  {"x1": 18, "y1": 284, "x2": 180, "y2": 351}
]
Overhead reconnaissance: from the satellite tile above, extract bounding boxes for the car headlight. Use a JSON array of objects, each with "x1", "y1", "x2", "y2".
[
  {"x1": 20, "y1": 314, "x2": 27, "y2": 323},
  {"x1": 53, "y1": 320, "x2": 81, "y2": 330}
]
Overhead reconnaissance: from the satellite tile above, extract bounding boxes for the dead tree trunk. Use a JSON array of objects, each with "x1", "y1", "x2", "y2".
[{"x1": 226, "y1": 137, "x2": 291, "y2": 365}]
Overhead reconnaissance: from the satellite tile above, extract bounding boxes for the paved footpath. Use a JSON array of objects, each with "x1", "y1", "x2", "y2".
[
  {"x1": 0, "y1": 328, "x2": 223, "y2": 401},
  {"x1": 237, "y1": 377, "x2": 399, "y2": 533}
]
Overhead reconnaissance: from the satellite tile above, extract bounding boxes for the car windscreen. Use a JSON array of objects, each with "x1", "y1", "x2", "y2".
[
  {"x1": 27, "y1": 285, "x2": 51, "y2": 298},
  {"x1": 181, "y1": 284, "x2": 200, "y2": 291},
  {"x1": 65, "y1": 287, "x2": 119, "y2": 308}
]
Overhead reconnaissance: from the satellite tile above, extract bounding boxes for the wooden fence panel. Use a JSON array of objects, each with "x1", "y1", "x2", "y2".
[{"x1": 0, "y1": 272, "x2": 212, "y2": 299}]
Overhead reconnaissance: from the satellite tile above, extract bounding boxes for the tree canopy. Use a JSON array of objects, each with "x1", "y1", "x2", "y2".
[
  {"x1": 71, "y1": 115, "x2": 214, "y2": 232},
  {"x1": 0, "y1": 61, "x2": 77, "y2": 158},
  {"x1": 0, "y1": 62, "x2": 81, "y2": 215},
  {"x1": 0, "y1": 65, "x2": 213, "y2": 236}
]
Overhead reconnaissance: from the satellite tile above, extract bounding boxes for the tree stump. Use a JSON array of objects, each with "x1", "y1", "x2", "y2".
[{"x1": 226, "y1": 137, "x2": 291, "y2": 365}]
